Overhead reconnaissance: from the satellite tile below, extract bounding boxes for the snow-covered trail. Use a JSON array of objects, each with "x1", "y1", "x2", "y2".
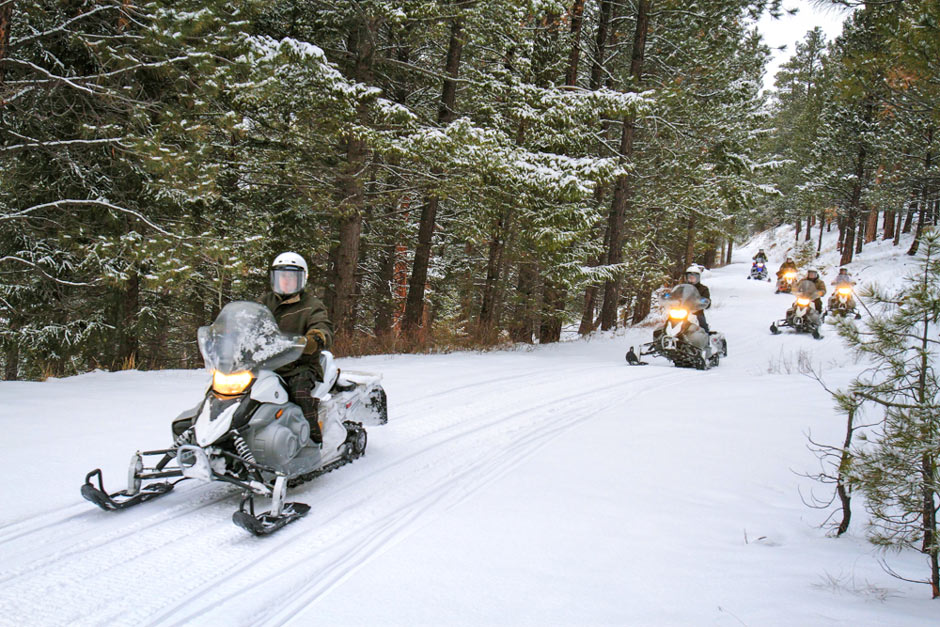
[{"x1": 0, "y1": 253, "x2": 936, "y2": 626}]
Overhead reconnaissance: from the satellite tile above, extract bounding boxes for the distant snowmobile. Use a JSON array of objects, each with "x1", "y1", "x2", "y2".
[
  {"x1": 775, "y1": 270, "x2": 798, "y2": 294},
  {"x1": 81, "y1": 301, "x2": 388, "y2": 535},
  {"x1": 770, "y1": 279, "x2": 823, "y2": 339},
  {"x1": 748, "y1": 261, "x2": 770, "y2": 281},
  {"x1": 626, "y1": 284, "x2": 728, "y2": 370},
  {"x1": 825, "y1": 282, "x2": 861, "y2": 320}
]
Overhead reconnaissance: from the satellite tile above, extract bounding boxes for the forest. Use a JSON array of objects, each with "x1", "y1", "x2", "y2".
[{"x1": 1, "y1": 0, "x2": 937, "y2": 380}]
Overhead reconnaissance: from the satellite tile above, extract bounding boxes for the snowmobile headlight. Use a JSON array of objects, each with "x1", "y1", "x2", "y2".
[
  {"x1": 212, "y1": 370, "x2": 253, "y2": 395},
  {"x1": 668, "y1": 308, "x2": 689, "y2": 320},
  {"x1": 837, "y1": 286, "x2": 852, "y2": 296},
  {"x1": 796, "y1": 297, "x2": 811, "y2": 307},
  {"x1": 784, "y1": 271, "x2": 796, "y2": 280},
  {"x1": 756, "y1": 263, "x2": 764, "y2": 268}
]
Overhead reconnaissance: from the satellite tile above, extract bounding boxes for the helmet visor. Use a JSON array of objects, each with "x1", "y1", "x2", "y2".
[{"x1": 270, "y1": 267, "x2": 306, "y2": 296}]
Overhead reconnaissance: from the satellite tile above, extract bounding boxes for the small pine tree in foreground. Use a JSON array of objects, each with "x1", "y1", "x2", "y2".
[{"x1": 832, "y1": 227, "x2": 940, "y2": 597}]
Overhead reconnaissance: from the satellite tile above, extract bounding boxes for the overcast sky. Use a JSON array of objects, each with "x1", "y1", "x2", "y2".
[{"x1": 755, "y1": 1, "x2": 853, "y2": 93}]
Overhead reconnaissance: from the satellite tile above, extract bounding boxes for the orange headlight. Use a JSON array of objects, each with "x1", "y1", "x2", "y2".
[
  {"x1": 837, "y1": 286, "x2": 852, "y2": 296},
  {"x1": 212, "y1": 370, "x2": 253, "y2": 395},
  {"x1": 668, "y1": 308, "x2": 689, "y2": 320},
  {"x1": 796, "y1": 297, "x2": 811, "y2": 306},
  {"x1": 784, "y1": 271, "x2": 796, "y2": 280}
]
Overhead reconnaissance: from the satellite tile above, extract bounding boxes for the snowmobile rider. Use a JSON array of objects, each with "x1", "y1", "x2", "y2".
[
  {"x1": 776, "y1": 256, "x2": 797, "y2": 278},
  {"x1": 802, "y1": 267, "x2": 827, "y2": 313},
  {"x1": 753, "y1": 249, "x2": 768, "y2": 263},
  {"x1": 261, "y1": 252, "x2": 334, "y2": 445},
  {"x1": 831, "y1": 267, "x2": 853, "y2": 286},
  {"x1": 683, "y1": 265, "x2": 711, "y2": 333}
]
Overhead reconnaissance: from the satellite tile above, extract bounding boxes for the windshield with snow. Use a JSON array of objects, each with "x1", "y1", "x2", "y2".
[
  {"x1": 793, "y1": 279, "x2": 822, "y2": 300},
  {"x1": 662, "y1": 283, "x2": 705, "y2": 311},
  {"x1": 197, "y1": 301, "x2": 304, "y2": 374}
]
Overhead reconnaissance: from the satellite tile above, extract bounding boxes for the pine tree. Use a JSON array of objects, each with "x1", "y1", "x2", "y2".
[{"x1": 834, "y1": 227, "x2": 940, "y2": 597}]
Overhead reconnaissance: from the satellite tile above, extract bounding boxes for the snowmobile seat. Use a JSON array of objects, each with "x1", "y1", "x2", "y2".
[{"x1": 312, "y1": 351, "x2": 341, "y2": 400}]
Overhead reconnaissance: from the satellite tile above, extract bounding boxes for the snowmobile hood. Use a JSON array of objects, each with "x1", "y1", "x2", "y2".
[{"x1": 197, "y1": 301, "x2": 304, "y2": 374}]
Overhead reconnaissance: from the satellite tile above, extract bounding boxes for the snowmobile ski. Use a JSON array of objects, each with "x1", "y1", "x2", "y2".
[
  {"x1": 81, "y1": 468, "x2": 177, "y2": 511},
  {"x1": 232, "y1": 492, "x2": 311, "y2": 536}
]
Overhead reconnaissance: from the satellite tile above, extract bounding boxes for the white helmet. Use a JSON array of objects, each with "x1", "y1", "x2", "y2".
[
  {"x1": 685, "y1": 265, "x2": 701, "y2": 283},
  {"x1": 806, "y1": 267, "x2": 819, "y2": 276},
  {"x1": 270, "y1": 251, "x2": 308, "y2": 296}
]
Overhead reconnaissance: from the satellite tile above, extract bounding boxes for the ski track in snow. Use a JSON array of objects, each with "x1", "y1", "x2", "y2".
[{"x1": 0, "y1": 356, "x2": 677, "y2": 627}]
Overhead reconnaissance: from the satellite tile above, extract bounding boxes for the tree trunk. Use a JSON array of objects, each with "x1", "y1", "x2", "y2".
[
  {"x1": 576, "y1": 0, "x2": 614, "y2": 336},
  {"x1": 894, "y1": 204, "x2": 904, "y2": 245},
  {"x1": 631, "y1": 289, "x2": 652, "y2": 324},
  {"x1": 726, "y1": 238, "x2": 733, "y2": 265},
  {"x1": 117, "y1": 270, "x2": 139, "y2": 368},
  {"x1": 578, "y1": 285, "x2": 598, "y2": 335},
  {"x1": 817, "y1": 211, "x2": 825, "y2": 255},
  {"x1": 836, "y1": 407, "x2": 856, "y2": 536},
  {"x1": 883, "y1": 209, "x2": 895, "y2": 241},
  {"x1": 479, "y1": 210, "x2": 510, "y2": 334},
  {"x1": 923, "y1": 452, "x2": 940, "y2": 597},
  {"x1": 589, "y1": 0, "x2": 613, "y2": 91},
  {"x1": 909, "y1": 130, "x2": 934, "y2": 256},
  {"x1": 841, "y1": 143, "x2": 867, "y2": 266},
  {"x1": 681, "y1": 215, "x2": 695, "y2": 270},
  {"x1": 401, "y1": 13, "x2": 464, "y2": 337},
  {"x1": 856, "y1": 209, "x2": 866, "y2": 254},
  {"x1": 600, "y1": 0, "x2": 650, "y2": 331},
  {"x1": 0, "y1": 1, "x2": 12, "y2": 83},
  {"x1": 3, "y1": 320, "x2": 18, "y2": 381},
  {"x1": 565, "y1": 0, "x2": 586, "y2": 87},
  {"x1": 865, "y1": 207, "x2": 878, "y2": 244},
  {"x1": 511, "y1": 261, "x2": 538, "y2": 343},
  {"x1": 795, "y1": 218, "x2": 801, "y2": 243},
  {"x1": 331, "y1": 18, "x2": 377, "y2": 335}
]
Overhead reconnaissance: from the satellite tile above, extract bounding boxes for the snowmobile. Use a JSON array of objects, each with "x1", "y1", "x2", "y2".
[
  {"x1": 825, "y1": 282, "x2": 861, "y2": 320},
  {"x1": 770, "y1": 279, "x2": 823, "y2": 339},
  {"x1": 626, "y1": 284, "x2": 728, "y2": 370},
  {"x1": 748, "y1": 261, "x2": 770, "y2": 281},
  {"x1": 775, "y1": 270, "x2": 798, "y2": 293},
  {"x1": 80, "y1": 301, "x2": 388, "y2": 536}
]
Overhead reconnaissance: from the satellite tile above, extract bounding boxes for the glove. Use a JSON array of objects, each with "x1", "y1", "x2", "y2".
[{"x1": 303, "y1": 328, "x2": 327, "y2": 354}]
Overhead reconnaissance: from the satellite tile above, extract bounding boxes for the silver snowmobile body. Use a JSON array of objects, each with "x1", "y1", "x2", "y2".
[
  {"x1": 81, "y1": 301, "x2": 388, "y2": 535},
  {"x1": 770, "y1": 279, "x2": 823, "y2": 339},
  {"x1": 626, "y1": 284, "x2": 728, "y2": 370},
  {"x1": 825, "y1": 281, "x2": 861, "y2": 320}
]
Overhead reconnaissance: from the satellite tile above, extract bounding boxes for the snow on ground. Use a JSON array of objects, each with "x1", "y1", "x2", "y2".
[{"x1": 0, "y1": 225, "x2": 937, "y2": 626}]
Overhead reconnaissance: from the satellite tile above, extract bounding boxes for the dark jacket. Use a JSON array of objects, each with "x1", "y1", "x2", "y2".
[
  {"x1": 261, "y1": 290, "x2": 334, "y2": 379},
  {"x1": 805, "y1": 276, "x2": 826, "y2": 297},
  {"x1": 753, "y1": 252, "x2": 768, "y2": 262},
  {"x1": 689, "y1": 282, "x2": 711, "y2": 311}
]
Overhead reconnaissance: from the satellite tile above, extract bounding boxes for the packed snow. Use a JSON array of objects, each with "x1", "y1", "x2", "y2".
[{"x1": 1, "y1": 225, "x2": 938, "y2": 626}]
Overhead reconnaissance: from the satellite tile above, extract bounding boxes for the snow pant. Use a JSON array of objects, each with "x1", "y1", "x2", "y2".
[
  {"x1": 814, "y1": 298, "x2": 823, "y2": 313},
  {"x1": 285, "y1": 372, "x2": 322, "y2": 444},
  {"x1": 694, "y1": 310, "x2": 710, "y2": 334}
]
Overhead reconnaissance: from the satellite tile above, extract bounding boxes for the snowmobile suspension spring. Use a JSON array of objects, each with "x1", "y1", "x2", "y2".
[
  {"x1": 171, "y1": 428, "x2": 193, "y2": 452},
  {"x1": 233, "y1": 433, "x2": 256, "y2": 464}
]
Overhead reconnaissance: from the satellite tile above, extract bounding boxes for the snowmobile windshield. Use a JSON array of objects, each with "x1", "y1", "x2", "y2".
[
  {"x1": 197, "y1": 301, "x2": 304, "y2": 374},
  {"x1": 793, "y1": 279, "x2": 821, "y2": 300},
  {"x1": 661, "y1": 284, "x2": 703, "y2": 310}
]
